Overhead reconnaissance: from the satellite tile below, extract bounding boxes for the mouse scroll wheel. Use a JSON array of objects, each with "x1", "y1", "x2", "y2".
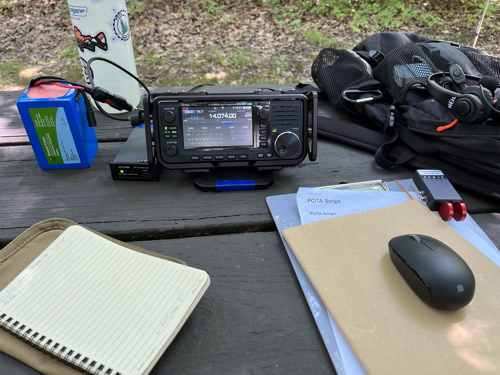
[{"x1": 408, "y1": 235, "x2": 421, "y2": 242}]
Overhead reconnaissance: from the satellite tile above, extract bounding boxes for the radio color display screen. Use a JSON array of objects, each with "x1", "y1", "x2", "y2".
[{"x1": 181, "y1": 105, "x2": 253, "y2": 149}]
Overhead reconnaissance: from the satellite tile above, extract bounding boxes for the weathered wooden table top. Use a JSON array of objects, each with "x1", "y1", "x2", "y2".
[{"x1": 1, "y1": 84, "x2": 499, "y2": 375}]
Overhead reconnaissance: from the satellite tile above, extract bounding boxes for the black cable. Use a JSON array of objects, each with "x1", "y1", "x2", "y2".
[
  {"x1": 31, "y1": 76, "x2": 85, "y2": 88},
  {"x1": 33, "y1": 79, "x2": 84, "y2": 87},
  {"x1": 92, "y1": 98, "x2": 130, "y2": 121},
  {"x1": 85, "y1": 57, "x2": 151, "y2": 121},
  {"x1": 186, "y1": 84, "x2": 215, "y2": 93},
  {"x1": 31, "y1": 68, "x2": 143, "y2": 123},
  {"x1": 81, "y1": 92, "x2": 97, "y2": 128},
  {"x1": 86, "y1": 57, "x2": 152, "y2": 99},
  {"x1": 31, "y1": 75, "x2": 98, "y2": 127}
]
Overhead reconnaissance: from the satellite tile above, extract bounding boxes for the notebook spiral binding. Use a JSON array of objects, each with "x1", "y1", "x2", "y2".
[{"x1": 0, "y1": 313, "x2": 119, "y2": 375}]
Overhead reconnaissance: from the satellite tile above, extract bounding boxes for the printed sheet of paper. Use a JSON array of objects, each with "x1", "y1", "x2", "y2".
[
  {"x1": 296, "y1": 187, "x2": 410, "y2": 225},
  {"x1": 267, "y1": 179, "x2": 500, "y2": 375}
]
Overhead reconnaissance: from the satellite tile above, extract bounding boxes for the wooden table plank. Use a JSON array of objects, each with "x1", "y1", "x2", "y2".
[
  {"x1": 2, "y1": 136, "x2": 500, "y2": 247},
  {"x1": 0, "y1": 232, "x2": 336, "y2": 375},
  {"x1": 0, "y1": 139, "x2": 409, "y2": 247}
]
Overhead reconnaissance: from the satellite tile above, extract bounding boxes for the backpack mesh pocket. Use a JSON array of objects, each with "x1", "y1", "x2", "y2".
[
  {"x1": 312, "y1": 49, "x2": 377, "y2": 111},
  {"x1": 459, "y1": 47, "x2": 500, "y2": 81},
  {"x1": 373, "y1": 43, "x2": 440, "y2": 104}
]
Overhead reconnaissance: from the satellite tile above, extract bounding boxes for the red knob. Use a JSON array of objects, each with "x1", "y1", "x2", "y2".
[
  {"x1": 453, "y1": 202, "x2": 467, "y2": 221},
  {"x1": 438, "y1": 202, "x2": 454, "y2": 221}
]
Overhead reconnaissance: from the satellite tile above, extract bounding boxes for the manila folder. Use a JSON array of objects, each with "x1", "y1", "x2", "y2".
[{"x1": 282, "y1": 199, "x2": 500, "y2": 374}]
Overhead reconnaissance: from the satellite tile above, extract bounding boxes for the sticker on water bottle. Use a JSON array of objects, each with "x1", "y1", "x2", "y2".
[
  {"x1": 69, "y1": 5, "x2": 88, "y2": 19},
  {"x1": 108, "y1": 6, "x2": 131, "y2": 45},
  {"x1": 74, "y1": 26, "x2": 109, "y2": 53}
]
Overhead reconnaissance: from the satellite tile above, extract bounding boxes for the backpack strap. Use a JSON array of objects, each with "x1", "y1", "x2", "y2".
[
  {"x1": 355, "y1": 50, "x2": 385, "y2": 67},
  {"x1": 317, "y1": 115, "x2": 500, "y2": 202},
  {"x1": 374, "y1": 126, "x2": 418, "y2": 168},
  {"x1": 375, "y1": 122, "x2": 440, "y2": 168}
]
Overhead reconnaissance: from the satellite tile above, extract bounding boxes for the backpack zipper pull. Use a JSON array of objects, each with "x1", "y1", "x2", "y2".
[{"x1": 384, "y1": 105, "x2": 396, "y2": 133}]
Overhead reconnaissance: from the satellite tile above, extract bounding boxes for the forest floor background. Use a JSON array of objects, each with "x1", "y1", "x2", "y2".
[{"x1": 1, "y1": 0, "x2": 500, "y2": 90}]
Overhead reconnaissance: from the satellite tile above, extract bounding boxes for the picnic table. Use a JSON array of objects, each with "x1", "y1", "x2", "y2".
[{"x1": 1, "y1": 84, "x2": 499, "y2": 374}]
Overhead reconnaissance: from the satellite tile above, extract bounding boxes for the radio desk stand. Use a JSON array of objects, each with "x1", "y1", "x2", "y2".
[{"x1": 144, "y1": 90, "x2": 318, "y2": 191}]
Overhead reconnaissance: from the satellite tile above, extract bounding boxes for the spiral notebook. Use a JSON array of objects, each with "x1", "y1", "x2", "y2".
[{"x1": 0, "y1": 225, "x2": 210, "y2": 375}]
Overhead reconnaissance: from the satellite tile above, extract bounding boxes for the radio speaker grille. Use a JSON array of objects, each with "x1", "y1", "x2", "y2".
[{"x1": 271, "y1": 102, "x2": 300, "y2": 126}]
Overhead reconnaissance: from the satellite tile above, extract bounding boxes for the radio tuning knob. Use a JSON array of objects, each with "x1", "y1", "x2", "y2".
[
  {"x1": 257, "y1": 108, "x2": 269, "y2": 120},
  {"x1": 163, "y1": 110, "x2": 176, "y2": 123},
  {"x1": 165, "y1": 145, "x2": 178, "y2": 157},
  {"x1": 274, "y1": 131, "x2": 300, "y2": 159}
]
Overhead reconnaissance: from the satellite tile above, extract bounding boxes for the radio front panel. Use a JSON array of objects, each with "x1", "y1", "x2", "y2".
[{"x1": 151, "y1": 93, "x2": 312, "y2": 170}]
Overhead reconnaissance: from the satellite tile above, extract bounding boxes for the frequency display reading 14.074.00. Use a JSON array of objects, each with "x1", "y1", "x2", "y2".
[{"x1": 182, "y1": 105, "x2": 253, "y2": 149}]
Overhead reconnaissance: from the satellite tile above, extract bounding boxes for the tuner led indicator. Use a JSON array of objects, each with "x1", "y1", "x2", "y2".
[
  {"x1": 120, "y1": 170, "x2": 124, "y2": 173},
  {"x1": 272, "y1": 129, "x2": 277, "y2": 133}
]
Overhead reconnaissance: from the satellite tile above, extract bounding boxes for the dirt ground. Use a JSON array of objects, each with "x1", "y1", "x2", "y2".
[{"x1": 1, "y1": 0, "x2": 500, "y2": 90}]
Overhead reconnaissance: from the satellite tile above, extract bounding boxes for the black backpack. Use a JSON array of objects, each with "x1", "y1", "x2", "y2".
[{"x1": 310, "y1": 32, "x2": 500, "y2": 201}]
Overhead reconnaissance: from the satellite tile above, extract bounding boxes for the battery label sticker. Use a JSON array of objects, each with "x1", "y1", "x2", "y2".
[
  {"x1": 418, "y1": 170, "x2": 444, "y2": 176},
  {"x1": 28, "y1": 107, "x2": 81, "y2": 165}
]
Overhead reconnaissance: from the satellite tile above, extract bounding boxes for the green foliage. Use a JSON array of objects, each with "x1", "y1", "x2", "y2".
[
  {"x1": 206, "y1": 50, "x2": 228, "y2": 66},
  {"x1": 201, "y1": 0, "x2": 224, "y2": 13},
  {"x1": 419, "y1": 12, "x2": 444, "y2": 28},
  {"x1": 0, "y1": 59, "x2": 22, "y2": 77},
  {"x1": 258, "y1": 0, "x2": 500, "y2": 31},
  {"x1": 302, "y1": 29, "x2": 337, "y2": 48},
  {"x1": 127, "y1": 0, "x2": 147, "y2": 15},
  {"x1": 57, "y1": 5, "x2": 69, "y2": 14},
  {"x1": 138, "y1": 51, "x2": 156, "y2": 63},
  {"x1": 231, "y1": 50, "x2": 254, "y2": 69},
  {"x1": 56, "y1": 43, "x2": 79, "y2": 61},
  {"x1": 350, "y1": 0, "x2": 427, "y2": 31},
  {"x1": 0, "y1": 0, "x2": 16, "y2": 12}
]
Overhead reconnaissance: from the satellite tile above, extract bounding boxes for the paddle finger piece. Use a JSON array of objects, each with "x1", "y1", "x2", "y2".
[
  {"x1": 453, "y1": 201, "x2": 467, "y2": 221},
  {"x1": 438, "y1": 202, "x2": 454, "y2": 221}
]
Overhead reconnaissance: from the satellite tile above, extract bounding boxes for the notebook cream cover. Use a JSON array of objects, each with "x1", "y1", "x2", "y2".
[
  {"x1": 282, "y1": 199, "x2": 500, "y2": 374},
  {"x1": 0, "y1": 218, "x2": 207, "y2": 375}
]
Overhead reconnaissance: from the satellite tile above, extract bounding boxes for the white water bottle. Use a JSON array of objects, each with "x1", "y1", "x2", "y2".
[{"x1": 67, "y1": 0, "x2": 140, "y2": 113}]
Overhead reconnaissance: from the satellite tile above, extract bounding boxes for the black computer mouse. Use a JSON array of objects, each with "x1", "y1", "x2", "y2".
[{"x1": 388, "y1": 234, "x2": 475, "y2": 310}]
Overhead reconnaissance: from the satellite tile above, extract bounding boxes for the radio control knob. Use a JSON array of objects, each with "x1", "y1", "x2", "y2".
[
  {"x1": 165, "y1": 145, "x2": 177, "y2": 157},
  {"x1": 163, "y1": 110, "x2": 176, "y2": 123},
  {"x1": 274, "y1": 132, "x2": 300, "y2": 159},
  {"x1": 257, "y1": 108, "x2": 269, "y2": 120}
]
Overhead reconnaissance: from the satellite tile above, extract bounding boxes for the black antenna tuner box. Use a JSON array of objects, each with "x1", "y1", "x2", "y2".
[{"x1": 109, "y1": 127, "x2": 162, "y2": 181}]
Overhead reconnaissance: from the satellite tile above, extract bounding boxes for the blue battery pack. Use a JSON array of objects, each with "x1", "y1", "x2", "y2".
[{"x1": 16, "y1": 83, "x2": 98, "y2": 169}]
